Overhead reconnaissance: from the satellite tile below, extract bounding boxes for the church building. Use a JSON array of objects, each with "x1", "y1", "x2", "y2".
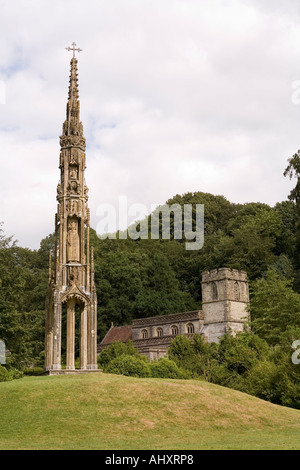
[{"x1": 100, "y1": 268, "x2": 250, "y2": 360}]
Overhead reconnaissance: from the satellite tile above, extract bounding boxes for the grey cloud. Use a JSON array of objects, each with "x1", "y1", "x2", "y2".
[{"x1": 0, "y1": 0, "x2": 297, "y2": 248}]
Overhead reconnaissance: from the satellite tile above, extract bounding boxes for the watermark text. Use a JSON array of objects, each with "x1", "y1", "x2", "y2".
[
  {"x1": 292, "y1": 340, "x2": 300, "y2": 365},
  {"x1": 0, "y1": 340, "x2": 6, "y2": 365},
  {"x1": 96, "y1": 197, "x2": 204, "y2": 251}
]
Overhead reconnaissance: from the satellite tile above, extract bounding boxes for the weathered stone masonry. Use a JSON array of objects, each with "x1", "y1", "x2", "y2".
[
  {"x1": 45, "y1": 55, "x2": 98, "y2": 372},
  {"x1": 99, "y1": 268, "x2": 250, "y2": 360}
]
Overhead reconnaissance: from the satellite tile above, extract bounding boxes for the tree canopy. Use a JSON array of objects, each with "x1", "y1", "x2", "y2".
[{"x1": 0, "y1": 188, "x2": 299, "y2": 370}]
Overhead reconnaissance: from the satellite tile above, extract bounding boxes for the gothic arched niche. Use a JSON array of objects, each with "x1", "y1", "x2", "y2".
[
  {"x1": 67, "y1": 218, "x2": 80, "y2": 263},
  {"x1": 234, "y1": 281, "x2": 240, "y2": 300},
  {"x1": 211, "y1": 282, "x2": 218, "y2": 300}
]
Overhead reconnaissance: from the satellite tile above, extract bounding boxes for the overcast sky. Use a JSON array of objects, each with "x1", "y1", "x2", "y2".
[{"x1": 1, "y1": 0, "x2": 300, "y2": 249}]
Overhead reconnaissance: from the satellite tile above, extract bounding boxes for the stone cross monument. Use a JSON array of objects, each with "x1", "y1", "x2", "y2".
[{"x1": 45, "y1": 44, "x2": 98, "y2": 372}]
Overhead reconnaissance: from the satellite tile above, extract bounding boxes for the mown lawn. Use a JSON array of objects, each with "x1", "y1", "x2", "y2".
[{"x1": 0, "y1": 373, "x2": 299, "y2": 450}]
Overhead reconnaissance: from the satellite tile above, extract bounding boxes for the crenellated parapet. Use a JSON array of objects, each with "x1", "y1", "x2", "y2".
[
  {"x1": 202, "y1": 267, "x2": 249, "y2": 304},
  {"x1": 202, "y1": 267, "x2": 248, "y2": 283}
]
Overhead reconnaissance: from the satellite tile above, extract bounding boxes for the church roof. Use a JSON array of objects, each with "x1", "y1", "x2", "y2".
[
  {"x1": 132, "y1": 310, "x2": 203, "y2": 328},
  {"x1": 99, "y1": 325, "x2": 133, "y2": 350}
]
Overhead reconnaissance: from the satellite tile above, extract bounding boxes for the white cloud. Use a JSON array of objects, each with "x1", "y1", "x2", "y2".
[{"x1": 0, "y1": 0, "x2": 298, "y2": 248}]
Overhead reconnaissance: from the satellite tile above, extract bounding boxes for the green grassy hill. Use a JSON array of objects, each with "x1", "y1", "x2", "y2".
[{"x1": 0, "y1": 373, "x2": 299, "y2": 450}]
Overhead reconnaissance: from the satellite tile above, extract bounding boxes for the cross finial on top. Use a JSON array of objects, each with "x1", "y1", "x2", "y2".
[{"x1": 65, "y1": 42, "x2": 82, "y2": 58}]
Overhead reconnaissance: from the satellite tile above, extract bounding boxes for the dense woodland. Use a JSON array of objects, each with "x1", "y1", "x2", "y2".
[{"x1": 1, "y1": 155, "x2": 300, "y2": 407}]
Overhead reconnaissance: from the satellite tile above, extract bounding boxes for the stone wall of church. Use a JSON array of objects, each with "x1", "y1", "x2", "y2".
[
  {"x1": 132, "y1": 310, "x2": 204, "y2": 360},
  {"x1": 98, "y1": 268, "x2": 250, "y2": 360},
  {"x1": 201, "y1": 268, "x2": 250, "y2": 343}
]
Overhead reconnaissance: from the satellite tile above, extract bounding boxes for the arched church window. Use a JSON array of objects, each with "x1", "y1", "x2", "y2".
[
  {"x1": 141, "y1": 329, "x2": 149, "y2": 339},
  {"x1": 157, "y1": 327, "x2": 163, "y2": 337},
  {"x1": 212, "y1": 282, "x2": 218, "y2": 300},
  {"x1": 171, "y1": 325, "x2": 178, "y2": 336},
  {"x1": 234, "y1": 281, "x2": 240, "y2": 300},
  {"x1": 187, "y1": 323, "x2": 195, "y2": 334}
]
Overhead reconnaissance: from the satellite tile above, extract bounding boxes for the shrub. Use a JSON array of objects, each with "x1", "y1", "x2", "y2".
[
  {"x1": 168, "y1": 335, "x2": 194, "y2": 362},
  {"x1": 23, "y1": 367, "x2": 45, "y2": 376},
  {"x1": 217, "y1": 334, "x2": 263, "y2": 375},
  {"x1": 150, "y1": 358, "x2": 190, "y2": 379},
  {"x1": 0, "y1": 365, "x2": 23, "y2": 382},
  {"x1": 244, "y1": 360, "x2": 282, "y2": 403},
  {"x1": 250, "y1": 270, "x2": 300, "y2": 345},
  {"x1": 98, "y1": 341, "x2": 142, "y2": 369},
  {"x1": 105, "y1": 354, "x2": 150, "y2": 378},
  {"x1": 168, "y1": 335, "x2": 200, "y2": 376}
]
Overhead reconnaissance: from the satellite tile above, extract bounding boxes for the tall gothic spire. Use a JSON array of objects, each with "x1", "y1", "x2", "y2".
[
  {"x1": 62, "y1": 57, "x2": 83, "y2": 138},
  {"x1": 45, "y1": 46, "x2": 98, "y2": 373}
]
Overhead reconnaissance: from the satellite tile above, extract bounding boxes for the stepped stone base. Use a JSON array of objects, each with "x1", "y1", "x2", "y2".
[{"x1": 46, "y1": 369, "x2": 103, "y2": 376}]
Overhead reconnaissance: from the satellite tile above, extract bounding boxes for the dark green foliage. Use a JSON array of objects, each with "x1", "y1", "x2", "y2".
[
  {"x1": 250, "y1": 270, "x2": 300, "y2": 345},
  {"x1": 98, "y1": 341, "x2": 151, "y2": 378},
  {"x1": 1, "y1": 188, "x2": 300, "y2": 379},
  {"x1": 23, "y1": 367, "x2": 46, "y2": 376},
  {"x1": 0, "y1": 225, "x2": 49, "y2": 369},
  {"x1": 284, "y1": 153, "x2": 300, "y2": 288},
  {"x1": 106, "y1": 354, "x2": 151, "y2": 378},
  {"x1": 274, "y1": 201, "x2": 297, "y2": 259},
  {"x1": 99, "y1": 341, "x2": 189, "y2": 379},
  {"x1": 0, "y1": 365, "x2": 23, "y2": 382},
  {"x1": 244, "y1": 336, "x2": 300, "y2": 409},
  {"x1": 168, "y1": 334, "x2": 217, "y2": 380},
  {"x1": 168, "y1": 332, "x2": 300, "y2": 409},
  {"x1": 209, "y1": 332, "x2": 270, "y2": 391},
  {"x1": 98, "y1": 340, "x2": 143, "y2": 369},
  {"x1": 94, "y1": 237, "x2": 198, "y2": 337},
  {"x1": 149, "y1": 358, "x2": 190, "y2": 379},
  {"x1": 284, "y1": 152, "x2": 300, "y2": 204}
]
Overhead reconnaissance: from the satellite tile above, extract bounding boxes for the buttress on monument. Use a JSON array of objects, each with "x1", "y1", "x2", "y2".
[{"x1": 45, "y1": 48, "x2": 98, "y2": 372}]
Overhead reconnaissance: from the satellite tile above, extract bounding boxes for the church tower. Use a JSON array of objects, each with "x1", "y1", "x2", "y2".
[
  {"x1": 201, "y1": 268, "x2": 250, "y2": 343},
  {"x1": 45, "y1": 44, "x2": 98, "y2": 372}
]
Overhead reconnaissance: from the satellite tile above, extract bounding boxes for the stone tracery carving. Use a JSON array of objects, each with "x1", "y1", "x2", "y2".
[
  {"x1": 70, "y1": 149, "x2": 78, "y2": 164},
  {"x1": 57, "y1": 183, "x2": 62, "y2": 196},
  {"x1": 69, "y1": 167, "x2": 78, "y2": 179},
  {"x1": 66, "y1": 199, "x2": 83, "y2": 218},
  {"x1": 69, "y1": 266, "x2": 79, "y2": 285},
  {"x1": 68, "y1": 180, "x2": 81, "y2": 195}
]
